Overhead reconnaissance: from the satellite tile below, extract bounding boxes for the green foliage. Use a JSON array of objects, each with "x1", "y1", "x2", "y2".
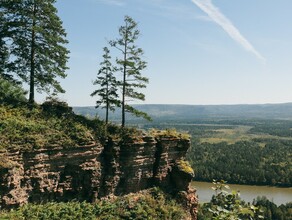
[
  {"x1": 0, "y1": 37, "x2": 8, "y2": 77},
  {"x1": 198, "y1": 180, "x2": 264, "y2": 220},
  {"x1": 0, "y1": 77, "x2": 27, "y2": 105},
  {"x1": 125, "y1": 104, "x2": 152, "y2": 122},
  {"x1": 1, "y1": 0, "x2": 69, "y2": 102},
  {"x1": 176, "y1": 160, "x2": 194, "y2": 175},
  {"x1": 106, "y1": 124, "x2": 145, "y2": 143},
  {"x1": 0, "y1": 189, "x2": 188, "y2": 220},
  {"x1": 94, "y1": 188, "x2": 188, "y2": 220},
  {"x1": 144, "y1": 120, "x2": 292, "y2": 187},
  {"x1": 133, "y1": 118, "x2": 292, "y2": 186},
  {"x1": 188, "y1": 139, "x2": 292, "y2": 186},
  {"x1": 0, "y1": 101, "x2": 150, "y2": 151},
  {"x1": 110, "y1": 15, "x2": 151, "y2": 126},
  {"x1": 0, "y1": 6, "x2": 11, "y2": 77},
  {"x1": 41, "y1": 97, "x2": 73, "y2": 117},
  {"x1": 252, "y1": 196, "x2": 292, "y2": 220},
  {"x1": 0, "y1": 202, "x2": 96, "y2": 220},
  {"x1": 250, "y1": 120, "x2": 292, "y2": 137},
  {"x1": 91, "y1": 47, "x2": 120, "y2": 124},
  {"x1": 0, "y1": 103, "x2": 103, "y2": 150},
  {"x1": 149, "y1": 128, "x2": 190, "y2": 140}
]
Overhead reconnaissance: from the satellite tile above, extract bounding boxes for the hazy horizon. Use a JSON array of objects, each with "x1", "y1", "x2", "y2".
[{"x1": 73, "y1": 101, "x2": 292, "y2": 108}]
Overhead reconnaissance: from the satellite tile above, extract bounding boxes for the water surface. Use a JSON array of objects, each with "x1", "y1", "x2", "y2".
[{"x1": 192, "y1": 181, "x2": 292, "y2": 206}]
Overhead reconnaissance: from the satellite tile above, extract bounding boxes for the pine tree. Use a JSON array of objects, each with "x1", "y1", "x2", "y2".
[
  {"x1": 0, "y1": 33, "x2": 9, "y2": 78},
  {"x1": 0, "y1": 7, "x2": 10, "y2": 79},
  {"x1": 0, "y1": 75, "x2": 27, "y2": 105},
  {"x1": 0, "y1": 0, "x2": 69, "y2": 104},
  {"x1": 110, "y1": 15, "x2": 151, "y2": 127},
  {"x1": 91, "y1": 47, "x2": 119, "y2": 124}
]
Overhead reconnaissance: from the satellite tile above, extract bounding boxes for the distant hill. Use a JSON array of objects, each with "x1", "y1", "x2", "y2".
[{"x1": 73, "y1": 103, "x2": 292, "y2": 123}]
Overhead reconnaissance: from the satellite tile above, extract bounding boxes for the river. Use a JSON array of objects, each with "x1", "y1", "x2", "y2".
[{"x1": 192, "y1": 181, "x2": 292, "y2": 206}]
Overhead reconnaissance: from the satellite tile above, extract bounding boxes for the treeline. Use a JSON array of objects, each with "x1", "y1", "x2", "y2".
[
  {"x1": 187, "y1": 139, "x2": 292, "y2": 186},
  {"x1": 252, "y1": 196, "x2": 292, "y2": 220},
  {"x1": 141, "y1": 123, "x2": 236, "y2": 137},
  {"x1": 250, "y1": 120, "x2": 292, "y2": 137}
]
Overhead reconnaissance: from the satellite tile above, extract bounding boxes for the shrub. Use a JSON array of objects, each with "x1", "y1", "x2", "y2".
[
  {"x1": 0, "y1": 189, "x2": 189, "y2": 220},
  {"x1": 0, "y1": 103, "x2": 98, "y2": 150},
  {"x1": 176, "y1": 160, "x2": 194, "y2": 175},
  {"x1": 149, "y1": 128, "x2": 190, "y2": 140},
  {"x1": 198, "y1": 180, "x2": 264, "y2": 220}
]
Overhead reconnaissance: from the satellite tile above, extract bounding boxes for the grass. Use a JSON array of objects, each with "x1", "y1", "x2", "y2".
[
  {"x1": 199, "y1": 125, "x2": 292, "y2": 144},
  {"x1": 0, "y1": 101, "x2": 192, "y2": 152},
  {"x1": 0, "y1": 104, "x2": 99, "y2": 151},
  {"x1": 200, "y1": 126, "x2": 252, "y2": 144},
  {"x1": 149, "y1": 128, "x2": 190, "y2": 140}
]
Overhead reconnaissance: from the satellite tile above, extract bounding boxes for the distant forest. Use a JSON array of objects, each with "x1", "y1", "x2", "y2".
[{"x1": 74, "y1": 103, "x2": 292, "y2": 122}]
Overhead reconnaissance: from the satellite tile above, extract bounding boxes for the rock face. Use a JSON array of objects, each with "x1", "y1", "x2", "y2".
[
  {"x1": 0, "y1": 144, "x2": 103, "y2": 208},
  {"x1": 0, "y1": 135, "x2": 197, "y2": 219}
]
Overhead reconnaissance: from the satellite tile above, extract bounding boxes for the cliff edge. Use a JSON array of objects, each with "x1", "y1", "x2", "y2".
[
  {"x1": 0, "y1": 103, "x2": 197, "y2": 219},
  {"x1": 0, "y1": 133, "x2": 197, "y2": 219}
]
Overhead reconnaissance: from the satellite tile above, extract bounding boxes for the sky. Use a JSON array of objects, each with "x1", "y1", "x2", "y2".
[{"x1": 50, "y1": 0, "x2": 292, "y2": 106}]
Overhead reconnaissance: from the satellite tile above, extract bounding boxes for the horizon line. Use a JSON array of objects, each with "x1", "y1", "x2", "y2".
[{"x1": 72, "y1": 102, "x2": 292, "y2": 107}]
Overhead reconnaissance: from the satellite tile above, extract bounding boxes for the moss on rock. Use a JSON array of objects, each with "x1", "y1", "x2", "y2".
[{"x1": 176, "y1": 160, "x2": 194, "y2": 176}]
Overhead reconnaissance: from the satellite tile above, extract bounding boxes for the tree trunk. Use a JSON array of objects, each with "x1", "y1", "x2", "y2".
[
  {"x1": 105, "y1": 74, "x2": 109, "y2": 124},
  {"x1": 29, "y1": 2, "x2": 36, "y2": 105},
  {"x1": 121, "y1": 40, "x2": 127, "y2": 127}
]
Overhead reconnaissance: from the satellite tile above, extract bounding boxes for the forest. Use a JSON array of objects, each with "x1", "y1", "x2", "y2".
[
  {"x1": 125, "y1": 116, "x2": 292, "y2": 187},
  {"x1": 186, "y1": 120, "x2": 292, "y2": 186},
  {"x1": 189, "y1": 139, "x2": 291, "y2": 186}
]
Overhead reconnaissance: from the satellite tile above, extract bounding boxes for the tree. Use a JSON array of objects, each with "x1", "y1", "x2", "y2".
[
  {"x1": 110, "y1": 15, "x2": 151, "y2": 127},
  {"x1": 0, "y1": 33, "x2": 10, "y2": 81},
  {"x1": 91, "y1": 47, "x2": 119, "y2": 124},
  {"x1": 198, "y1": 180, "x2": 264, "y2": 220},
  {"x1": 0, "y1": 8, "x2": 10, "y2": 80},
  {"x1": 0, "y1": 0, "x2": 69, "y2": 104},
  {"x1": 0, "y1": 76, "x2": 27, "y2": 105},
  {"x1": 0, "y1": 22, "x2": 7, "y2": 76}
]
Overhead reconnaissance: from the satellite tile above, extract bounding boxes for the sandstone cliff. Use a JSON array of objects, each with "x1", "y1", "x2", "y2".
[{"x1": 0, "y1": 134, "x2": 197, "y2": 218}]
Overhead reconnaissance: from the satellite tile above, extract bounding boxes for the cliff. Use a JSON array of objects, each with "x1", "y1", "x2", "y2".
[{"x1": 0, "y1": 134, "x2": 197, "y2": 219}]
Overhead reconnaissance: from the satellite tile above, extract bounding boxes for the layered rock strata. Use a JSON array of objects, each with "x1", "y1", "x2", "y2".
[{"x1": 0, "y1": 135, "x2": 197, "y2": 218}]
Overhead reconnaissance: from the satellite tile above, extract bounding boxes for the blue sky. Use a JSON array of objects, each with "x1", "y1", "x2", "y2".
[{"x1": 51, "y1": 0, "x2": 292, "y2": 106}]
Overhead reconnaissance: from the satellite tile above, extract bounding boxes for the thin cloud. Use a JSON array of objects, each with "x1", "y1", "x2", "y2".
[
  {"x1": 192, "y1": 0, "x2": 265, "y2": 62},
  {"x1": 196, "y1": 15, "x2": 212, "y2": 22},
  {"x1": 97, "y1": 0, "x2": 125, "y2": 6}
]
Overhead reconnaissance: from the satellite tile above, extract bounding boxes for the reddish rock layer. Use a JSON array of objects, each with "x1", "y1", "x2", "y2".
[{"x1": 0, "y1": 136, "x2": 197, "y2": 218}]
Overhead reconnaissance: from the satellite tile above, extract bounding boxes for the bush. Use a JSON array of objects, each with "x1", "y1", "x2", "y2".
[
  {"x1": 198, "y1": 180, "x2": 264, "y2": 220},
  {"x1": 149, "y1": 128, "x2": 190, "y2": 140},
  {"x1": 0, "y1": 189, "x2": 189, "y2": 220},
  {"x1": 41, "y1": 97, "x2": 73, "y2": 117},
  {"x1": 0, "y1": 103, "x2": 98, "y2": 150}
]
